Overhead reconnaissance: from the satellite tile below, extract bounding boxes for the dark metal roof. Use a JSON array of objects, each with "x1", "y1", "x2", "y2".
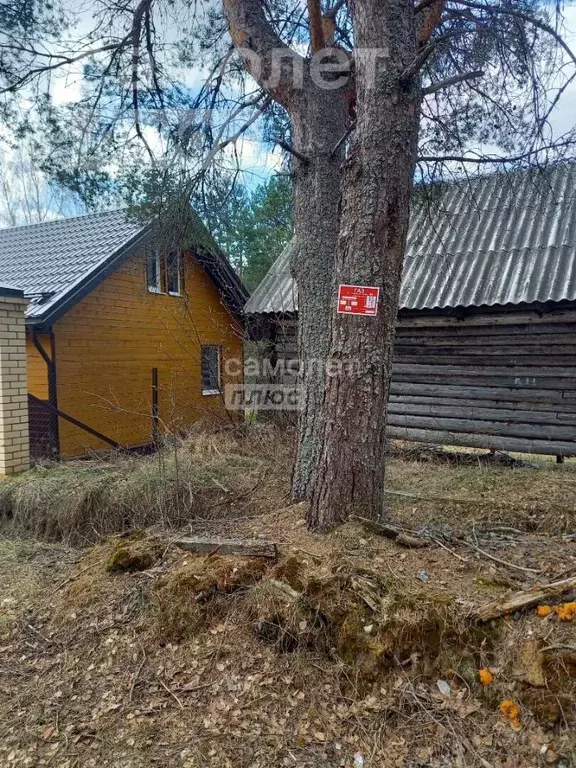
[
  {"x1": 0, "y1": 209, "x2": 248, "y2": 325},
  {"x1": 245, "y1": 164, "x2": 576, "y2": 314}
]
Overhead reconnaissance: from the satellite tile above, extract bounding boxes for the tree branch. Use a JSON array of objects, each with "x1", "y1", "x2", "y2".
[
  {"x1": 451, "y1": 0, "x2": 576, "y2": 68},
  {"x1": 400, "y1": 43, "x2": 436, "y2": 82},
  {"x1": 400, "y1": 28, "x2": 468, "y2": 83},
  {"x1": 418, "y1": 139, "x2": 576, "y2": 165},
  {"x1": 307, "y1": 0, "x2": 325, "y2": 53},
  {"x1": 331, "y1": 122, "x2": 355, "y2": 157},
  {"x1": 325, "y1": 0, "x2": 348, "y2": 21},
  {"x1": 0, "y1": 42, "x2": 127, "y2": 95},
  {"x1": 277, "y1": 139, "x2": 309, "y2": 165},
  {"x1": 201, "y1": 96, "x2": 273, "y2": 172},
  {"x1": 131, "y1": 0, "x2": 155, "y2": 164},
  {"x1": 414, "y1": 0, "x2": 442, "y2": 13},
  {"x1": 222, "y1": 0, "x2": 304, "y2": 107},
  {"x1": 422, "y1": 69, "x2": 484, "y2": 95}
]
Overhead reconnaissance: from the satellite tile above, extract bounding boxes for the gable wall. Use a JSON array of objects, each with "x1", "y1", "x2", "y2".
[
  {"x1": 26, "y1": 333, "x2": 51, "y2": 400},
  {"x1": 53, "y1": 250, "x2": 243, "y2": 456}
]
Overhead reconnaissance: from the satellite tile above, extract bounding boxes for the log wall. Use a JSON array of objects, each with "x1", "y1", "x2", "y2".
[{"x1": 267, "y1": 304, "x2": 576, "y2": 457}]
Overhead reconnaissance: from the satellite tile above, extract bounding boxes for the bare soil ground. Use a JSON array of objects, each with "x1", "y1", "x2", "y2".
[{"x1": 1, "y1": 430, "x2": 576, "y2": 767}]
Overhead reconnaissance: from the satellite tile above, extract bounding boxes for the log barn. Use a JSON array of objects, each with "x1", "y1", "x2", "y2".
[{"x1": 246, "y1": 164, "x2": 576, "y2": 458}]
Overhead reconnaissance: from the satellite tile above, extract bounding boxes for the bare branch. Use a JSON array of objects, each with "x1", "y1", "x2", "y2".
[
  {"x1": 325, "y1": 0, "x2": 348, "y2": 21},
  {"x1": 307, "y1": 0, "x2": 325, "y2": 53},
  {"x1": 400, "y1": 44, "x2": 436, "y2": 82},
  {"x1": 419, "y1": 139, "x2": 576, "y2": 165},
  {"x1": 131, "y1": 0, "x2": 155, "y2": 164},
  {"x1": 277, "y1": 139, "x2": 309, "y2": 165},
  {"x1": 201, "y1": 96, "x2": 273, "y2": 172},
  {"x1": 422, "y1": 69, "x2": 484, "y2": 95},
  {"x1": 331, "y1": 122, "x2": 356, "y2": 157},
  {"x1": 0, "y1": 42, "x2": 127, "y2": 95},
  {"x1": 414, "y1": 0, "x2": 442, "y2": 14},
  {"x1": 400, "y1": 28, "x2": 471, "y2": 82}
]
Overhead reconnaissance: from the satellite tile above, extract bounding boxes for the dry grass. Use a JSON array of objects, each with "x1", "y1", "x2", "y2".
[
  {"x1": 0, "y1": 423, "x2": 290, "y2": 545},
  {"x1": 1, "y1": 508, "x2": 575, "y2": 767},
  {"x1": 386, "y1": 441, "x2": 576, "y2": 536},
  {"x1": 1, "y1": 431, "x2": 576, "y2": 766}
]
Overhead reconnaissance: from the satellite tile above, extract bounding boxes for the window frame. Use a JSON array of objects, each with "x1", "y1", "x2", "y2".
[
  {"x1": 146, "y1": 250, "x2": 163, "y2": 294},
  {"x1": 166, "y1": 250, "x2": 182, "y2": 297},
  {"x1": 201, "y1": 345, "x2": 221, "y2": 396}
]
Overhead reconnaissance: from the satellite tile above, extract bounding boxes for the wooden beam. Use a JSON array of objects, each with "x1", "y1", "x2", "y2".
[
  {"x1": 387, "y1": 413, "x2": 576, "y2": 440},
  {"x1": 386, "y1": 426, "x2": 576, "y2": 457},
  {"x1": 174, "y1": 537, "x2": 278, "y2": 559},
  {"x1": 389, "y1": 381, "x2": 573, "y2": 405},
  {"x1": 475, "y1": 576, "x2": 576, "y2": 622}
]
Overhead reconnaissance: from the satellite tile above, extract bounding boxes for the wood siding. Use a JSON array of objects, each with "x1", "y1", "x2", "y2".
[
  {"x1": 26, "y1": 333, "x2": 50, "y2": 400},
  {"x1": 53, "y1": 250, "x2": 243, "y2": 456},
  {"x1": 269, "y1": 305, "x2": 576, "y2": 456}
]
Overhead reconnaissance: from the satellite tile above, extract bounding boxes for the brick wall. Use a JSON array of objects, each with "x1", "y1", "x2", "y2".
[{"x1": 0, "y1": 289, "x2": 30, "y2": 474}]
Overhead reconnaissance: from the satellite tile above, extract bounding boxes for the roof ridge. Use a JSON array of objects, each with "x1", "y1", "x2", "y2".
[{"x1": 413, "y1": 158, "x2": 576, "y2": 191}]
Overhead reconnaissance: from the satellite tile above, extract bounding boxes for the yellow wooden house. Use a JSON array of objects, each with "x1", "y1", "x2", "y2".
[{"x1": 0, "y1": 208, "x2": 247, "y2": 458}]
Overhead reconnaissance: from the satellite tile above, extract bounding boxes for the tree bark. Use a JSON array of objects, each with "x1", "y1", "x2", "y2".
[
  {"x1": 222, "y1": 0, "x2": 353, "y2": 502},
  {"x1": 308, "y1": 0, "x2": 421, "y2": 529},
  {"x1": 290, "y1": 88, "x2": 350, "y2": 501}
]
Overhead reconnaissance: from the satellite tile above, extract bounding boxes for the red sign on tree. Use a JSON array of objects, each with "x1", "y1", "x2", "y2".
[{"x1": 337, "y1": 284, "x2": 380, "y2": 316}]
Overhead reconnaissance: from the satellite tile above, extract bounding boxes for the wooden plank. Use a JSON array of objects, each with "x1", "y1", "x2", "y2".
[
  {"x1": 396, "y1": 323, "x2": 576, "y2": 339},
  {"x1": 475, "y1": 576, "x2": 576, "y2": 622},
  {"x1": 393, "y1": 363, "x2": 576, "y2": 378},
  {"x1": 397, "y1": 309, "x2": 576, "y2": 329},
  {"x1": 394, "y1": 355, "x2": 576, "y2": 367},
  {"x1": 387, "y1": 401, "x2": 576, "y2": 426},
  {"x1": 392, "y1": 373, "x2": 576, "y2": 390},
  {"x1": 387, "y1": 413, "x2": 576, "y2": 440},
  {"x1": 386, "y1": 426, "x2": 576, "y2": 456},
  {"x1": 174, "y1": 537, "x2": 278, "y2": 559},
  {"x1": 388, "y1": 393, "x2": 576, "y2": 415},
  {"x1": 394, "y1": 334, "x2": 576, "y2": 347},
  {"x1": 394, "y1": 344, "x2": 576, "y2": 356},
  {"x1": 389, "y1": 382, "x2": 572, "y2": 404}
]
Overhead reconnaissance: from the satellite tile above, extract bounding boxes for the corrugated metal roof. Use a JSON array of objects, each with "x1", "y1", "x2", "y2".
[
  {"x1": 245, "y1": 164, "x2": 576, "y2": 314},
  {"x1": 0, "y1": 210, "x2": 143, "y2": 319}
]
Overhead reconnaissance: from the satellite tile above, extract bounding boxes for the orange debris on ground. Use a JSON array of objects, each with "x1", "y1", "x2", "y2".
[
  {"x1": 536, "y1": 605, "x2": 553, "y2": 618},
  {"x1": 500, "y1": 700, "x2": 521, "y2": 729},
  {"x1": 478, "y1": 668, "x2": 494, "y2": 685},
  {"x1": 556, "y1": 602, "x2": 576, "y2": 621}
]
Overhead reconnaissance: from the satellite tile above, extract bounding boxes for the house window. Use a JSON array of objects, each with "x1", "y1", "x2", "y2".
[
  {"x1": 146, "y1": 251, "x2": 162, "y2": 293},
  {"x1": 166, "y1": 251, "x2": 181, "y2": 296},
  {"x1": 201, "y1": 346, "x2": 221, "y2": 395}
]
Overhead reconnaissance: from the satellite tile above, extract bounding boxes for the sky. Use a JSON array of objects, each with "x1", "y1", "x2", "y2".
[{"x1": 1, "y1": 0, "x2": 575, "y2": 225}]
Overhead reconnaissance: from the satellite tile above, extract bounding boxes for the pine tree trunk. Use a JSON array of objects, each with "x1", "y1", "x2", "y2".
[
  {"x1": 308, "y1": 0, "x2": 421, "y2": 529},
  {"x1": 290, "y1": 88, "x2": 350, "y2": 502}
]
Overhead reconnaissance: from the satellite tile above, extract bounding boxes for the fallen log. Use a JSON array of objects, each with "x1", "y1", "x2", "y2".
[
  {"x1": 475, "y1": 575, "x2": 576, "y2": 622},
  {"x1": 352, "y1": 516, "x2": 428, "y2": 549},
  {"x1": 174, "y1": 537, "x2": 278, "y2": 559}
]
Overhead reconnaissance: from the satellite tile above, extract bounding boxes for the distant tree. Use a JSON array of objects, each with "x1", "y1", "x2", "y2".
[
  {"x1": 199, "y1": 173, "x2": 292, "y2": 291},
  {"x1": 242, "y1": 175, "x2": 293, "y2": 291}
]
